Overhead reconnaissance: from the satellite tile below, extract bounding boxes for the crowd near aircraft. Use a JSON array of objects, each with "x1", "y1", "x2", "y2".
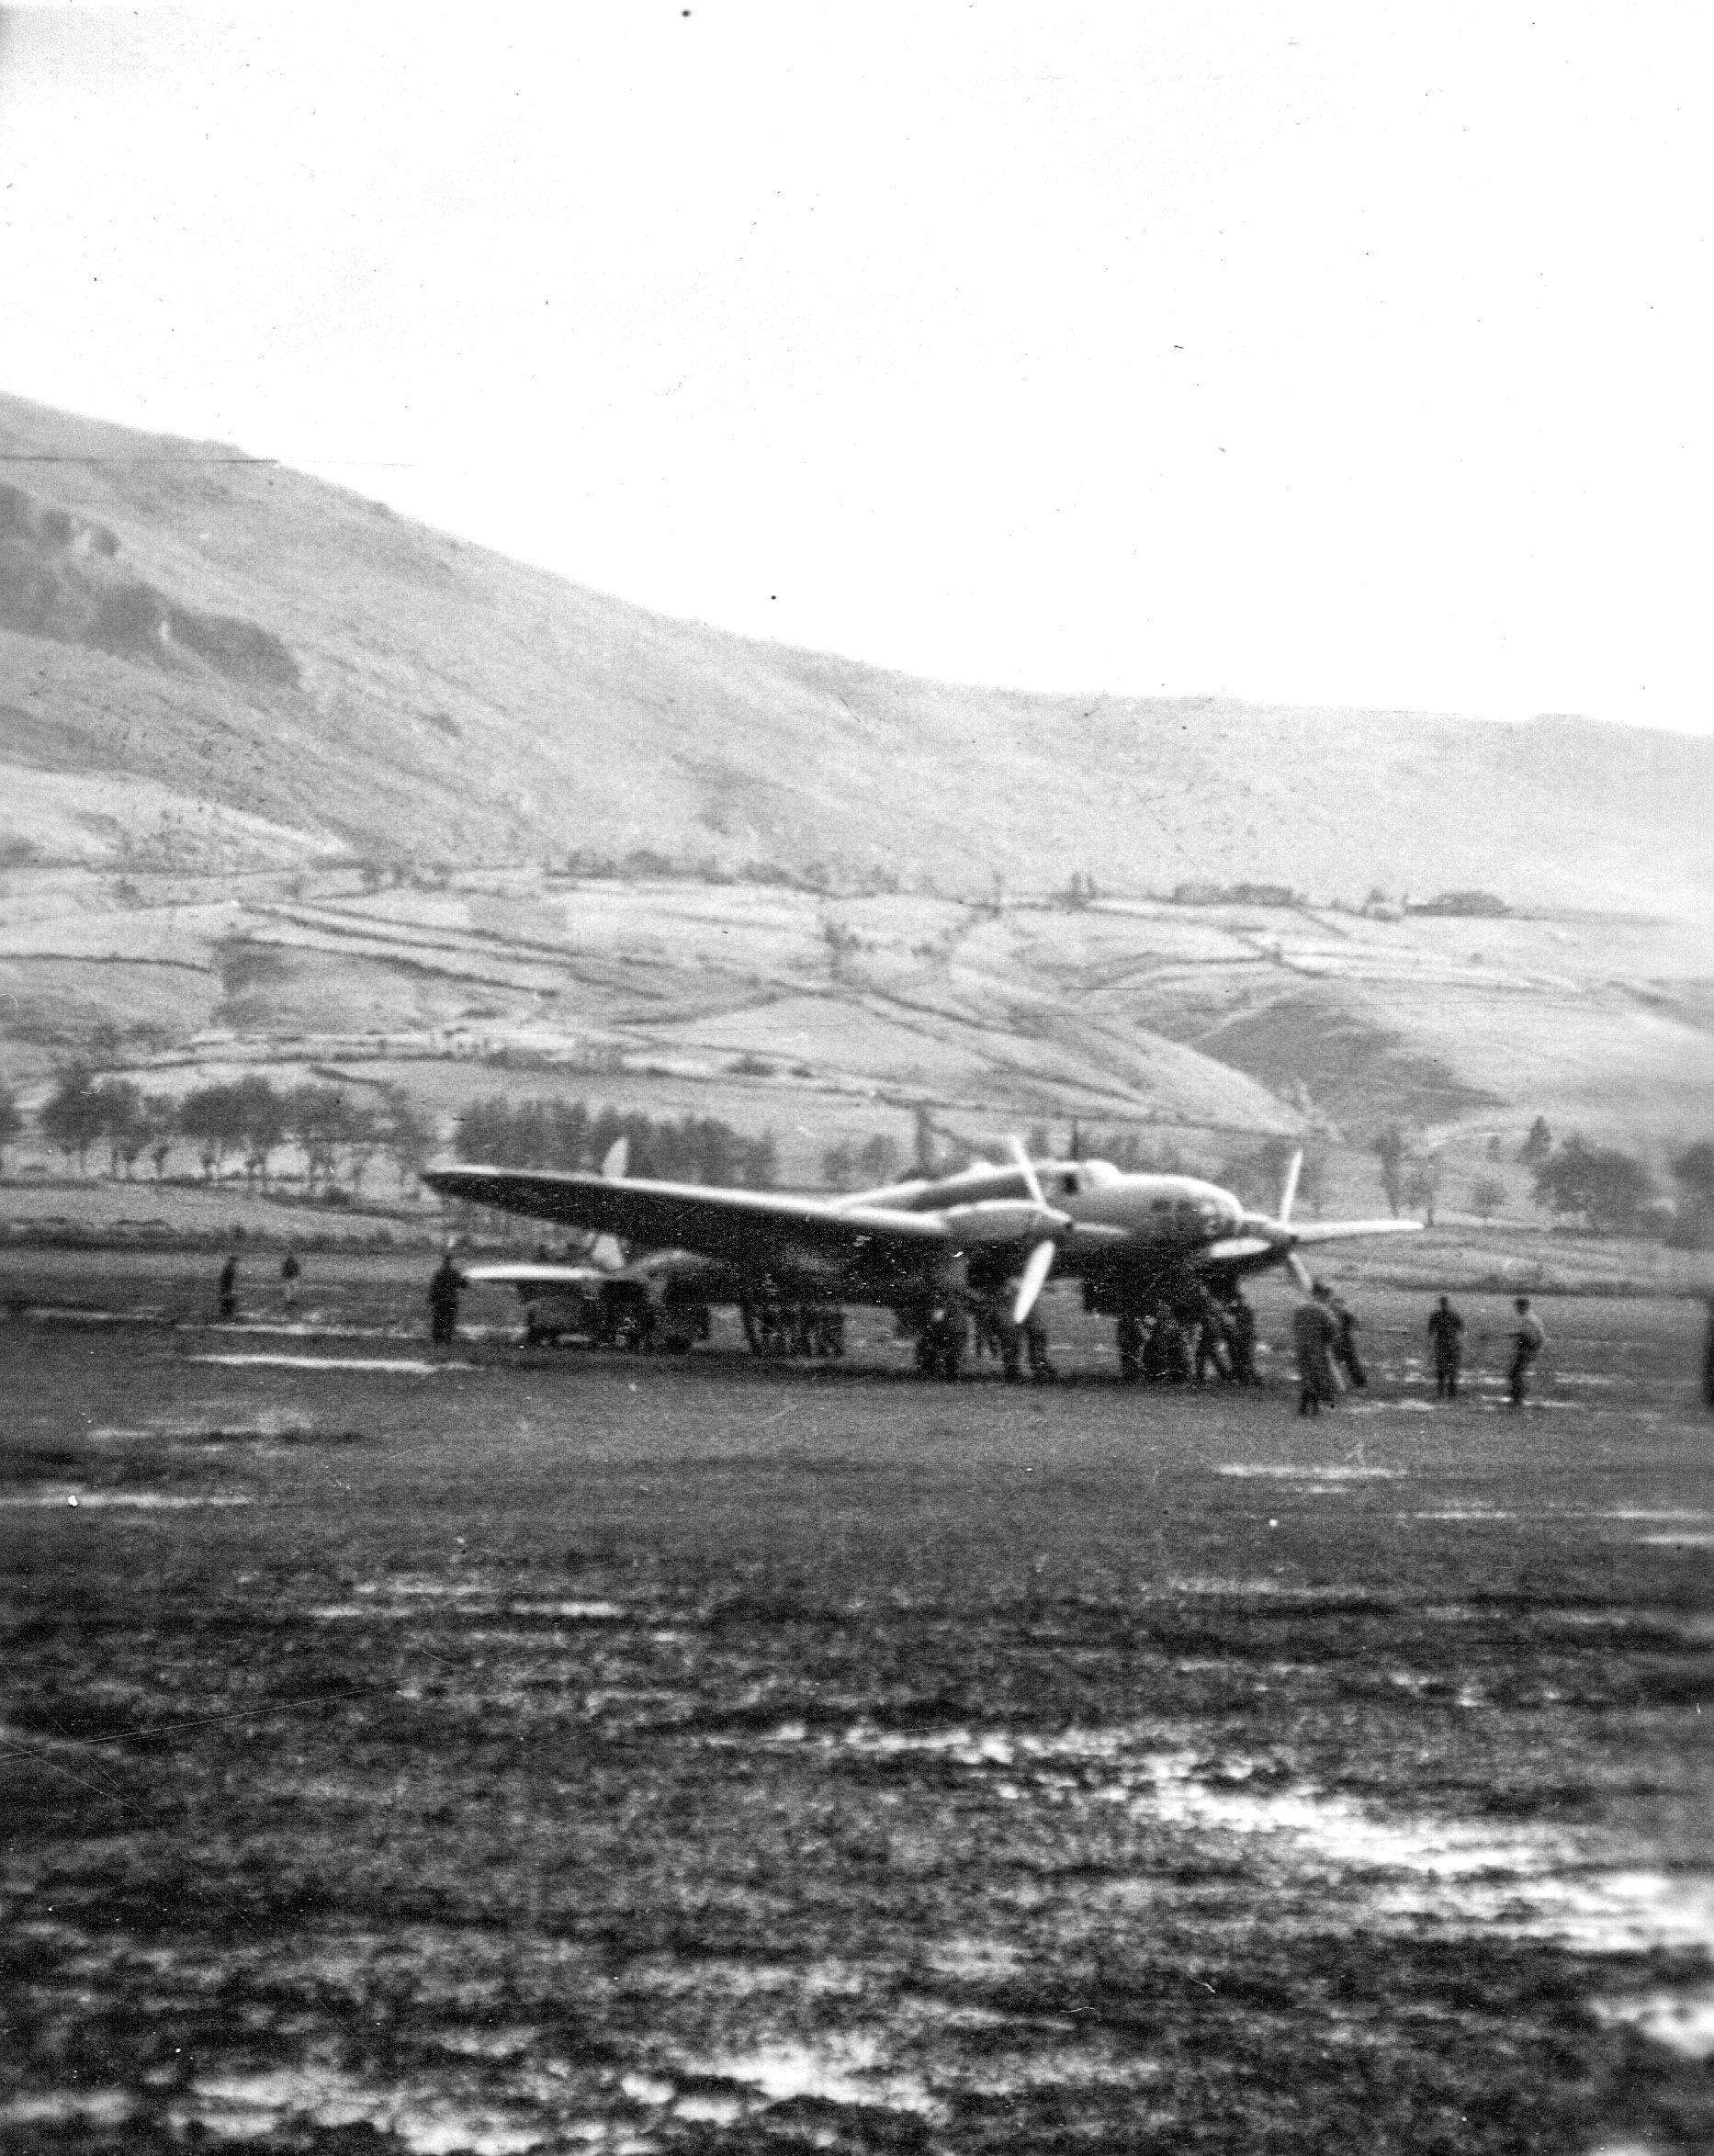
[{"x1": 425, "y1": 1140, "x2": 1420, "y2": 1380}]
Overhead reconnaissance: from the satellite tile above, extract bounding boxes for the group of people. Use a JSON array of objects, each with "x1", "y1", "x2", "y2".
[
  {"x1": 226, "y1": 1247, "x2": 1567, "y2": 1411},
  {"x1": 1293, "y1": 1282, "x2": 1547, "y2": 1415},
  {"x1": 1115, "y1": 1286, "x2": 1258, "y2": 1386},
  {"x1": 1288, "y1": 1281, "x2": 1366, "y2": 1416},
  {"x1": 215, "y1": 1246, "x2": 301, "y2": 1322},
  {"x1": 740, "y1": 1296, "x2": 846, "y2": 1360}
]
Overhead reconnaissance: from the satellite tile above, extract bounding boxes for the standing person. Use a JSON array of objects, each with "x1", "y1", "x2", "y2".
[
  {"x1": 1507, "y1": 1295, "x2": 1547, "y2": 1409},
  {"x1": 1226, "y1": 1292, "x2": 1258, "y2": 1385},
  {"x1": 1292, "y1": 1283, "x2": 1340, "y2": 1417},
  {"x1": 279, "y1": 1246, "x2": 301, "y2": 1315},
  {"x1": 217, "y1": 1250, "x2": 239, "y2": 1322},
  {"x1": 428, "y1": 1247, "x2": 465, "y2": 1346},
  {"x1": 1328, "y1": 1289, "x2": 1368, "y2": 1390},
  {"x1": 1704, "y1": 1298, "x2": 1714, "y2": 1411},
  {"x1": 1426, "y1": 1294, "x2": 1464, "y2": 1399}
]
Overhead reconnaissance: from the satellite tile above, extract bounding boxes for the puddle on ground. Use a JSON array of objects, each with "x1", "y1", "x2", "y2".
[
  {"x1": 367, "y1": 1578, "x2": 492, "y2": 1597},
  {"x1": 1599, "y1": 1510, "x2": 1714, "y2": 1523},
  {"x1": 1158, "y1": 1577, "x2": 1370, "y2": 1597},
  {"x1": 690, "y1": 2037, "x2": 942, "y2": 2121},
  {"x1": 1215, "y1": 1464, "x2": 1406, "y2": 1482},
  {"x1": 770, "y1": 1719, "x2": 1714, "y2": 1972},
  {"x1": 1590, "y1": 1984, "x2": 1714, "y2": 2059},
  {"x1": 23, "y1": 1307, "x2": 149, "y2": 1326},
  {"x1": 508, "y1": 1600, "x2": 626, "y2": 1620},
  {"x1": 1381, "y1": 1871, "x2": 1714, "y2": 1956},
  {"x1": 188, "y1": 1353, "x2": 477, "y2": 1374},
  {"x1": 1406, "y1": 1508, "x2": 1517, "y2": 1521},
  {"x1": 176, "y1": 2065, "x2": 547, "y2": 2154},
  {"x1": 0, "y1": 2091, "x2": 136, "y2": 2129},
  {"x1": 0, "y1": 1487, "x2": 252, "y2": 1509}
]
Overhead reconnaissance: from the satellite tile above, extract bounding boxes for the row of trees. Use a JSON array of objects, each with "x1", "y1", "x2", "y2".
[
  {"x1": 6, "y1": 1067, "x2": 1714, "y2": 1237},
  {"x1": 26, "y1": 1069, "x2": 434, "y2": 1198},
  {"x1": 451, "y1": 1096, "x2": 779, "y2": 1189},
  {"x1": 1370, "y1": 1114, "x2": 1714, "y2": 1236}
]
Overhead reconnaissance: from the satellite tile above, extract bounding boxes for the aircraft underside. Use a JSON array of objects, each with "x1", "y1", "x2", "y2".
[{"x1": 630, "y1": 1247, "x2": 1253, "y2": 1384}]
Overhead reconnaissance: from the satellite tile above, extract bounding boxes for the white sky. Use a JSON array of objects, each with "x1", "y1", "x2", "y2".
[{"x1": 2, "y1": 2, "x2": 1711, "y2": 731}]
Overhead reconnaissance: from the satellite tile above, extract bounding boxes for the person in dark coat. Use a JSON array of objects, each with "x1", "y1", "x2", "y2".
[
  {"x1": 1426, "y1": 1295, "x2": 1464, "y2": 1398},
  {"x1": 1292, "y1": 1284, "x2": 1340, "y2": 1416},
  {"x1": 280, "y1": 1247, "x2": 302, "y2": 1315},
  {"x1": 1508, "y1": 1296, "x2": 1547, "y2": 1408},
  {"x1": 1193, "y1": 1286, "x2": 1234, "y2": 1383},
  {"x1": 1704, "y1": 1298, "x2": 1714, "y2": 1411},
  {"x1": 217, "y1": 1252, "x2": 239, "y2": 1322},
  {"x1": 428, "y1": 1249, "x2": 465, "y2": 1345},
  {"x1": 1328, "y1": 1290, "x2": 1367, "y2": 1389},
  {"x1": 1226, "y1": 1292, "x2": 1258, "y2": 1384}
]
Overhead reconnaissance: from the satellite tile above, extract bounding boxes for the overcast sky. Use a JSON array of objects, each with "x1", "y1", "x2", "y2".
[{"x1": 2, "y1": 2, "x2": 1710, "y2": 732}]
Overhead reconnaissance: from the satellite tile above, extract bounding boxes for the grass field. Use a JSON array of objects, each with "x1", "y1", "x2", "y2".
[{"x1": 2, "y1": 1265, "x2": 1711, "y2": 2154}]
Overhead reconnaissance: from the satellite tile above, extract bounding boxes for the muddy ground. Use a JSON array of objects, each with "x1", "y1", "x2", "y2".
[{"x1": 2, "y1": 1263, "x2": 1711, "y2": 2154}]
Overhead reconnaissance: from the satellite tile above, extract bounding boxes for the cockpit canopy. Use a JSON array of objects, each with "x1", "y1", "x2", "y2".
[{"x1": 1047, "y1": 1159, "x2": 1122, "y2": 1195}]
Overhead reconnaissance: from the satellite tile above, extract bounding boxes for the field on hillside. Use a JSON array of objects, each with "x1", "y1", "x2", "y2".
[
  {"x1": 4, "y1": 866, "x2": 1711, "y2": 1206},
  {"x1": 3, "y1": 1270, "x2": 1711, "y2": 2155}
]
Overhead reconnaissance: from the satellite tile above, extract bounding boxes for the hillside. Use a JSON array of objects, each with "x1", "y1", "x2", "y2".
[
  {"x1": 3, "y1": 391, "x2": 1711, "y2": 917},
  {"x1": 2, "y1": 392, "x2": 1710, "y2": 1196}
]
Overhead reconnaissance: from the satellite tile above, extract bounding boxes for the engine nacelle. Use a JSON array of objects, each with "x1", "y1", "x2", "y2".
[{"x1": 938, "y1": 1199, "x2": 1069, "y2": 1247}]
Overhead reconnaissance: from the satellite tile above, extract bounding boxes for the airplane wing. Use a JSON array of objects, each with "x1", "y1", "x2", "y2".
[
  {"x1": 1285, "y1": 1220, "x2": 1424, "y2": 1245},
  {"x1": 1190, "y1": 1219, "x2": 1420, "y2": 1275},
  {"x1": 462, "y1": 1263, "x2": 609, "y2": 1288},
  {"x1": 423, "y1": 1164, "x2": 953, "y2": 1268}
]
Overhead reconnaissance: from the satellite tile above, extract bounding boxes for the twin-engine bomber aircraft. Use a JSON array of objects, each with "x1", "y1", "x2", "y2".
[{"x1": 423, "y1": 1142, "x2": 1420, "y2": 1380}]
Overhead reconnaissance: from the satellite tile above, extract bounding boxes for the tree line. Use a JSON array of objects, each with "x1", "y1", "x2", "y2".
[
  {"x1": 6, "y1": 1067, "x2": 1713, "y2": 1236},
  {"x1": 4, "y1": 1076, "x2": 792, "y2": 1197},
  {"x1": 9, "y1": 1070, "x2": 433, "y2": 1198},
  {"x1": 1368, "y1": 1112, "x2": 1714, "y2": 1238}
]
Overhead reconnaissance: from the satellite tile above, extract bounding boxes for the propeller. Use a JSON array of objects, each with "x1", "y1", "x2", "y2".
[
  {"x1": 1278, "y1": 1146, "x2": 1303, "y2": 1226},
  {"x1": 1007, "y1": 1136, "x2": 1060, "y2": 1326},
  {"x1": 1012, "y1": 1238, "x2": 1057, "y2": 1326},
  {"x1": 1230, "y1": 1147, "x2": 1312, "y2": 1288},
  {"x1": 1009, "y1": 1134, "x2": 1050, "y2": 1212}
]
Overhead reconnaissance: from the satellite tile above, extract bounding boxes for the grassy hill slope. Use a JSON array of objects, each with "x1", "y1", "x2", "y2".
[
  {"x1": 2, "y1": 393, "x2": 1709, "y2": 1192},
  {"x1": 3, "y1": 391, "x2": 1710, "y2": 919}
]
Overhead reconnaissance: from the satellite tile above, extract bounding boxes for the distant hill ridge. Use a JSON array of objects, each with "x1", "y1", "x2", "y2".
[{"x1": 2, "y1": 390, "x2": 1708, "y2": 918}]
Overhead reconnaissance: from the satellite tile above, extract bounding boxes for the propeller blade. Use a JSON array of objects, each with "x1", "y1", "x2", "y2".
[
  {"x1": 1007, "y1": 1134, "x2": 1050, "y2": 1213},
  {"x1": 1279, "y1": 1147, "x2": 1303, "y2": 1226},
  {"x1": 1286, "y1": 1250, "x2": 1314, "y2": 1292},
  {"x1": 1012, "y1": 1238, "x2": 1057, "y2": 1326}
]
